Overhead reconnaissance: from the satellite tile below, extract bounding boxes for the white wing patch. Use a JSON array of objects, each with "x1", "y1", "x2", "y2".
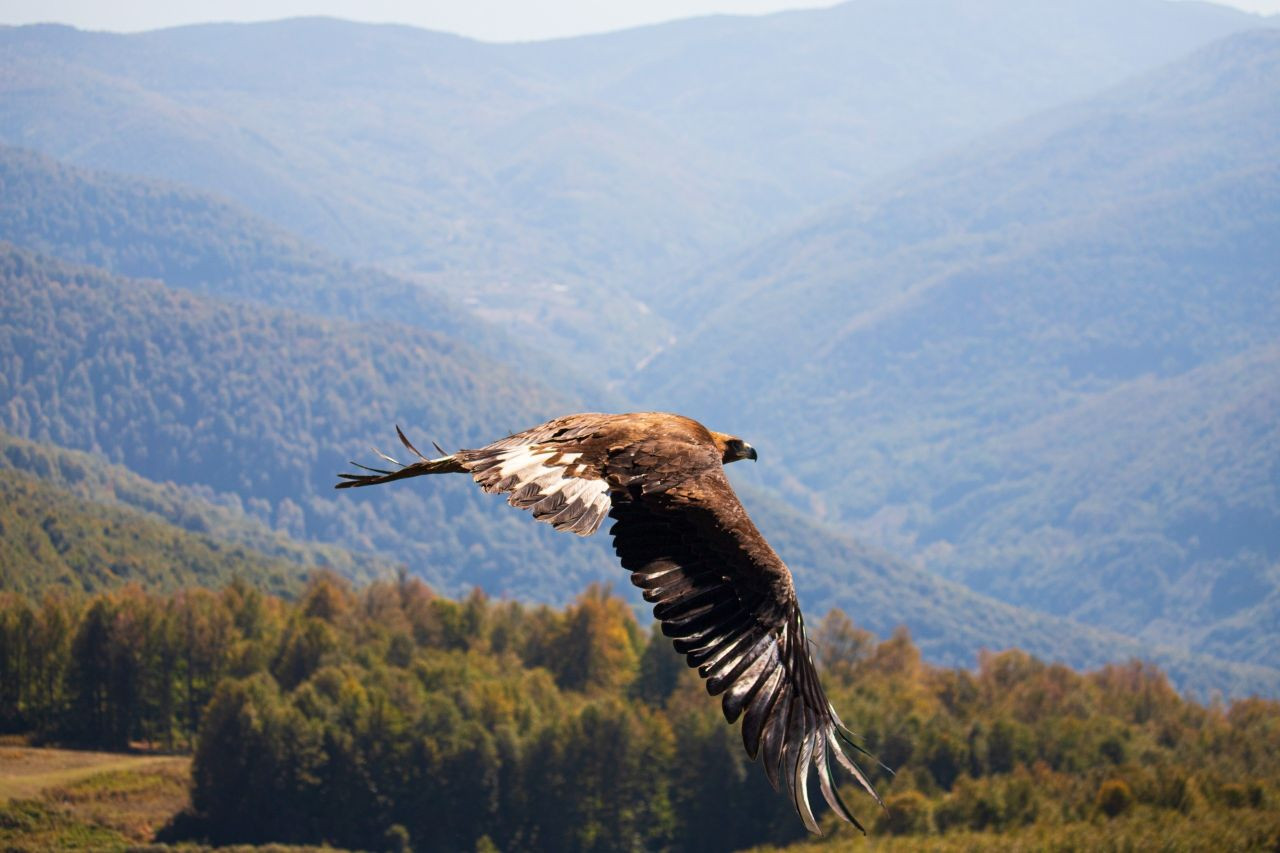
[{"x1": 465, "y1": 445, "x2": 611, "y2": 536}]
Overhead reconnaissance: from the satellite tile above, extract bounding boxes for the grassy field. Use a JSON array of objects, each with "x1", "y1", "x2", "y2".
[
  {"x1": 0, "y1": 745, "x2": 348, "y2": 851},
  {"x1": 0, "y1": 745, "x2": 190, "y2": 850},
  {"x1": 0, "y1": 745, "x2": 185, "y2": 804}
]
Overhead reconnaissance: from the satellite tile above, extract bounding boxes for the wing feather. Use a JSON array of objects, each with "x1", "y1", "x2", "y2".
[
  {"x1": 742, "y1": 666, "x2": 785, "y2": 759},
  {"x1": 456, "y1": 417, "x2": 614, "y2": 536},
  {"x1": 609, "y1": 466, "x2": 881, "y2": 834}
]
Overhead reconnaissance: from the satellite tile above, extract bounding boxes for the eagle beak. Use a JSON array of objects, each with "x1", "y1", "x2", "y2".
[{"x1": 743, "y1": 443, "x2": 758, "y2": 462}]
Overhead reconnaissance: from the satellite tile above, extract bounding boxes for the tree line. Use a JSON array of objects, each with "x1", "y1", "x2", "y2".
[{"x1": 1, "y1": 575, "x2": 1277, "y2": 851}]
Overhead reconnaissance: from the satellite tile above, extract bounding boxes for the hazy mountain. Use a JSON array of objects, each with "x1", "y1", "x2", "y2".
[
  {"x1": 507, "y1": 0, "x2": 1266, "y2": 208},
  {"x1": 0, "y1": 144, "x2": 609, "y2": 402},
  {"x1": 635, "y1": 30, "x2": 1280, "y2": 669},
  {"x1": 0, "y1": 244, "x2": 618, "y2": 599},
  {"x1": 0, "y1": 0, "x2": 1267, "y2": 371},
  {"x1": 4, "y1": 244, "x2": 1270, "y2": 693},
  {"x1": 740, "y1": 481, "x2": 1280, "y2": 699},
  {"x1": 3, "y1": 4, "x2": 1277, "y2": 692}
]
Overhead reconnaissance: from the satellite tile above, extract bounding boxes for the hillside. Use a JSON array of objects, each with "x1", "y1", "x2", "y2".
[
  {"x1": 740, "y1": 483, "x2": 1280, "y2": 699},
  {"x1": 0, "y1": 429, "x2": 396, "y2": 584},
  {"x1": 0, "y1": 145, "x2": 608, "y2": 400},
  {"x1": 0, "y1": 244, "x2": 617, "y2": 599},
  {"x1": 636, "y1": 31, "x2": 1280, "y2": 669},
  {"x1": 0, "y1": 469, "x2": 310, "y2": 596},
  {"x1": 3, "y1": 245, "x2": 1272, "y2": 693},
  {"x1": 0, "y1": 1, "x2": 1266, "y2": 370}
]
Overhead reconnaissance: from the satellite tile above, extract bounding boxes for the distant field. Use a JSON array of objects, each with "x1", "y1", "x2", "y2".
[{"x1": 0, "y1": 746, "x2": 190, "y2": 850}]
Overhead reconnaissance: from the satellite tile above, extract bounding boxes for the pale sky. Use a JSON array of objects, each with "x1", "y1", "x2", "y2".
[{"x1": 0, "y1": 0, "x2": 1275, "y2": 43}]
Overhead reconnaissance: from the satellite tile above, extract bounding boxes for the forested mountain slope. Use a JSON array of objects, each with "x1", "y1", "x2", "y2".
[
  {"x1": 0, "y1": 429, "x2": 396, "y2": 584},
  {"x1": 0, "y1": 145, "x2": 607, "y2": 400},
  {"x1": 1, "y1": 245, "x2": 1275, "y2": 696},
  {"x1": 737, "y1": 484, "x2": 1280, "y2": 698},
  {"x1": 0, "y1": 1, "x2": 1266, "y2": 369},
  {"x1": 0, "y1": 244, "x2": 613, "y2": 598},
  {"x1": 0, "y1": 469, "x2": 314, "y2": 596},
  {"x1": 636, "y1": 31, "x2": 1280, "y2": 669},
  {"x1": 10, "y1": 242, "x2": 1280, "y2": 696}
]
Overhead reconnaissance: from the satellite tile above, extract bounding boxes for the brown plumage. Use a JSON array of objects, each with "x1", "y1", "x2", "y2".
[{"x1": 337, "y1": 412, "x2": 883, "y2": 833}]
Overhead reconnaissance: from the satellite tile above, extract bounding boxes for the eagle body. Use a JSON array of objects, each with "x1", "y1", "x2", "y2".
[{"x1": 338, "y1": 412, "x2": 881, "y2": 833}]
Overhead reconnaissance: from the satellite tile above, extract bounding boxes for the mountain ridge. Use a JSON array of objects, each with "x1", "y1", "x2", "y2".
[
  {"x1": 3, "y1": 244, "x2": 1273, "y2": 694},
  {"x1": 2, "y1": 1, "x2": 1268, "y2": 370},
  {"x1": 633, "y1": 28, "x2": 1280, "y2": 672}
]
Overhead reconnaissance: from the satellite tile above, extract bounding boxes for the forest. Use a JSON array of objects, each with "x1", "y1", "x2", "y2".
[{"x1": 2, "y1": 575, "x2": 1277, "y2": 851}]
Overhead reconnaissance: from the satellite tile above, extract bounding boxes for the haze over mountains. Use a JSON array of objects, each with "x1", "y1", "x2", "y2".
[
  {"x1": 637, "y1": 29, "x2": 1280, "y2": 670},
  {"x1": 0, "y1": 0, "x2": 1277, "y2": 696},
  {"x1": 0, "y1": 0, "x2": 1270, "y2": 369},
  {"x1": 15, "y1": 239, "x2": 1262, "y2": 693}
]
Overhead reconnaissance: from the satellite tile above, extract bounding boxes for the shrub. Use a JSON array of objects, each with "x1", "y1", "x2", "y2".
[
  {"x1": 876, "y1": 790, "x2": 934, "y2": 835},
  {"x1": 1096, "y1": 778, "x2": 1134, "y2": 818}
]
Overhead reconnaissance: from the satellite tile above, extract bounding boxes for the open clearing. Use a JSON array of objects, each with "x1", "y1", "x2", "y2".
[
  {"x1": 0, "y1": 745, "x2": 191, "y2": 850},
  {"x1": 0, "y1": 745, "x2": 184, "y2": 803}
]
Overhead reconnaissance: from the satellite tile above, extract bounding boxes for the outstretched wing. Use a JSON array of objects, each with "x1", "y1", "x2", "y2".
[
  {"x1": 335, "y1": 414, "x2": 650, "y2": 536},
  {"x1": 456, "y1": 415, "x2": 618, "y2": 536},
  {"x1": 610, "y1": 467, "x2": 883, "y2": 833}
]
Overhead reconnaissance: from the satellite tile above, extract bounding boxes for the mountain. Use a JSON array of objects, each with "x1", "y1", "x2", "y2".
[
  {"x1": 0, "y1": 468, "x2": 315, "y2": 596},
  {"x1": 0, "y1": 144, "x2": 607, "y2": 402},
  {"x1": 0, "y1": 243, "x2": 622, "y2": 599},
  {"x1": 0, "y1": 428, "x2": 396, "y2": 585},
  {"x1": 635, "y1": 30, "x2": 1280, "y2": 669},
  {"x1": 3, "y1": 6, "x2": 1277, "y2": 694},
  {"x1": 506, "y1": 0, "x2": 1266, "y2": 211},
  {"x1": 3, "y1": 235, "x2": 1271, "y2": 693},
  {"x1": 739, "y1": 481, "x2": 1280, "y2": 699},
  {"x1": 3, "y1": 246, "x2": 1276, "y2": 696},
  {"x1": 0, "y1": 1, "x2": 1266, "y2": 371}
]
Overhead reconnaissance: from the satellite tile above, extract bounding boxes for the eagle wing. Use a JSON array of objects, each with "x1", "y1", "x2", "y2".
[
  {"x1": 608, "y1": 463, "x2": 881, "y2": 833},
  {"x1": 456, "y1": 414, "x2": 620, "y2": 536}
]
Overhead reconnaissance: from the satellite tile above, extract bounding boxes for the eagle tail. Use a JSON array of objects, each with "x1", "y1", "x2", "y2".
[{"x1": 335, "y1": 426, "x2": 465, "y2": 489}]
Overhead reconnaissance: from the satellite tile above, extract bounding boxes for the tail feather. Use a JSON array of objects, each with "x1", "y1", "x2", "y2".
[{"x1": 335, "y1": 426, "x2": 466, "y2": 489}]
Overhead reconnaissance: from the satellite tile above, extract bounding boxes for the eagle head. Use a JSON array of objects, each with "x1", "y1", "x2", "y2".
[{"x1": 712, "y1": 431, "x2": 758, "y2": 464}]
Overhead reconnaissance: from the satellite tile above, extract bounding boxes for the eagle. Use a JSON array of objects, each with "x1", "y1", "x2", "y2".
[{"x1": 336, "y1": 412, "x2": 883, "y2": 833}]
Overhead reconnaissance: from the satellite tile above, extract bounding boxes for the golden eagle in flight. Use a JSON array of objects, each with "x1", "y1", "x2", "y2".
[{"x1": 337, "y1": 412, "x2": 883, "y2": 833}]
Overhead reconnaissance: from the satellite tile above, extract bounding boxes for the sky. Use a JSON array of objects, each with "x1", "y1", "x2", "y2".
[{"x1": 0, "y1": 0, "x2": 1275, "y2": 42}]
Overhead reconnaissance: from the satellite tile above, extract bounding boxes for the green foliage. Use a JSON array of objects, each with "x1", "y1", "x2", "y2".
[
  {"x1": 4, "y1": 579, "x2": 1280, "y2": 852},
  {"x1": 0, "y1": 469, "x2": 308, "y2": 597},
  {"x1": 0, "y1": 429, "x2": 396, "y2": 583},
  {"x1": 876, "y1": 791, "x2": 934, "y2": 836},
  {"x1": 1096, "y1": 778, "x2": 1134, "y2": 818}
]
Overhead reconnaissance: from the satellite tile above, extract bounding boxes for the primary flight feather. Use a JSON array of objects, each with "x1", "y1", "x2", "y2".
[{"x1": 336, "y1": 411, "x2": 883, "y2": 833}]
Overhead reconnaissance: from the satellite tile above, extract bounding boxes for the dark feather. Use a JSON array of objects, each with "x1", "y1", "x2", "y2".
[
  {"x1": 396, "y1": 425, "x2": 430, "y2": 461},
  {"x1": 652, "y1": 586, "x2": 733, "y2": 622},
  {"x1": 741, "y1": 666, "x2": 785, "y2": 759}
]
